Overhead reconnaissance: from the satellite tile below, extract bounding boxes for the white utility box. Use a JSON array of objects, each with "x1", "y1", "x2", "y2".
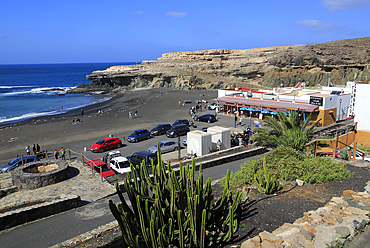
[
  {"x1": 187, "y1": 131, "x2": 212, "y2": 156},
  {"x1": 207, "y1": 126, "x2": 231, "y2": 150}
]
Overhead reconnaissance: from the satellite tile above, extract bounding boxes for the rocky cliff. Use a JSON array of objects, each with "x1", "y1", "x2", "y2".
[{"x1": 69, "y1": 37, "x2": 370, "y2": 93}]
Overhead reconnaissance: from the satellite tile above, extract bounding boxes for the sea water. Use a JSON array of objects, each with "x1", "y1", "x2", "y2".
[{"x1": 0, "y1": 63, "x2": 133, "y2": 124}]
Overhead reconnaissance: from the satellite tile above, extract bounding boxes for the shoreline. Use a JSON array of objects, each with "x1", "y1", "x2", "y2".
[{"x1": 0, "y1": 94, "x2": 118, "y2": 129}]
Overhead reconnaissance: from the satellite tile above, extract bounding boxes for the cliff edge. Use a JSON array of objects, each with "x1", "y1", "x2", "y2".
[{"x1": 68, "y1": 37, "x2": 370, "y2": 93}]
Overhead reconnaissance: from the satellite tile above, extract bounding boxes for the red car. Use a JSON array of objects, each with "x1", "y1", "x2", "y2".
[
  {"x1": 316, "y1": 151, "x2": 340, "y2": 158},
  {"x1": 90, "y1": 137, "x2": 122, "y2": 153},
  {"x1": 84, "y1": 158, "x2": 115, "y2": 178}
]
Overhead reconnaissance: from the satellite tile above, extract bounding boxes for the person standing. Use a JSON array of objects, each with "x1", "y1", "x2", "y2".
[
  {"x1": 32, "y1": 144, "x2": 36, "y2": 154},
  {"x1": 81, "y1": 109, "x2": 84, "y2": 116},
  {"x1": 54, "y1": 149, "x2": 59, "y2": 160},
  {"x1": 25, "y1": 146, "x2": 30, "y2": 155},
  {"x1": 179, "y1": 100, "x2": 181, "y2": 107},
  {"x1": 239, "y1": 117, "x2": 243, "y2": 126},
  {"x1": 234, "y1": 115, "x2": 237, "y2": 128},
  {"x1": 217, "y1": 139, "x2": 222, "y2": 151},
  {"x1": 134, "y1": 110, "x2": 138, "y2": 117},
  {"x1": 60, "y1": 147, "x2": 66, "y2": 160},
  {"x1": 36, "y1": 144, "x2": 40, "y2": 153}
]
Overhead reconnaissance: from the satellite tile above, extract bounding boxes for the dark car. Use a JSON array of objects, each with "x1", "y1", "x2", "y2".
[
  {"x1": 127, "y1": 129, "x2": 151, "y2": 143},
  {"x1": 150, "y1": 124, "x2": 172, "y2": 136},
  {"x1": 127, "y1": 151, "x2": 158, "y2": 166},
  {"x1": 196, "y1": 114, "x2": 216, "y2": 123},
  {"x1": 90, "y1": 137, "x2": 122, "y2": 153},
  {"x1": 166, "y1": 124, "x2": 190, "y2": 138},
  {"x1": 1, "y1": 155, "x2": 39, "y2": 172},
  {"x1": 172, "y1": 119, "x2": 189, "y2": 126}
]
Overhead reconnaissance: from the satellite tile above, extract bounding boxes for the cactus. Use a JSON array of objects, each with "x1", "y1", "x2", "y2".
[
  {"x1": 109, "y1": 141, "x2": 243, "y2": 247},
  {"x1": 253, "y1": 153, "x2": 282, "y2": 194}
]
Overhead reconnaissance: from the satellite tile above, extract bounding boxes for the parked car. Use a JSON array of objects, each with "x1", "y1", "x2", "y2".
[
  {"x1": 148, "y1": 140, "x2": 179, "y2": 154},
  {"x1": 196, "y1": 114, "x2": 216, "y2": 123},
  {"x1": 127, "y1": 129, "x2": 151, "y2": 143},
  {"x1": 90, "y1": 137, "x2": 122, "y2": 153},
  {"x1": 127, "y1": 151, "x2": 158, "y2": 166},
  {"x1": 353, "y1": 151, "x2": 370, "y2": 162},
  {"x1": 107, "y1": 151, "x2": 122, "y2": 160},
  {"x1": 166, "y1": 124, "x2": 190, "y2": 138},
  {"x1": 109, "y1": 156, "x2": 132, "y2": 174},
  {"x1": 172, "y1": 119, "x2": 189, "y2": 126},
  {"x1": 209, "y1": 103, "x2": 218, "y2": 110},
  {"x1": 150, "y1": 124, "x2": 172, "y2": 136},
  {"x1": 84, "y1": 159, "x2": 115, "y2": 177},
  {"x1": 1, "y1": 155, "x2": 39, "y2": 172},
  {"x1": 316, "y1": 151, "x2": 340, "y2": 158}
]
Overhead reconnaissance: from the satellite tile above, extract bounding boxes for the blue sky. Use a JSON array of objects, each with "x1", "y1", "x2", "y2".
[{"x1": 1, "y1": 0, "x2": 370, "y2": 64}]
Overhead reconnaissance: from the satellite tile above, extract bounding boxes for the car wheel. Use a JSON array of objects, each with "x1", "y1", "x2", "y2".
[
  {"x1": 147, "y1": 135, "x2": 150, "y2": 139},
  {"x1": 117, "y1": 143, "x2": 121, "y2": 148},
  {"x1": 174, "y1": 134, "x2": 178, "y2": 137},
  {"x1": 174, "y1": 147, "x2": 178, "y2": 151},
  {"x1": 99, "y1": 148, "x2": 104, "y2": 153},
  {"x1": 135, "y1": 138, "x2": 139, "y2": 143},
  {"x1": 208, "y1": 120, "x2": 211, "y2": 123}
]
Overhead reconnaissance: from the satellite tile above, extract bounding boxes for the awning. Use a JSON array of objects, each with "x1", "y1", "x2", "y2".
[{"x1": 217, "y1": 96, "x2": 319, "y2": 113}]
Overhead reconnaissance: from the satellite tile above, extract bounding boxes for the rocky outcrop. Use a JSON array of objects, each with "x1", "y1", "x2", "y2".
[{"x1": 68, "y1": 38, "x2": 370, "y2": 93}]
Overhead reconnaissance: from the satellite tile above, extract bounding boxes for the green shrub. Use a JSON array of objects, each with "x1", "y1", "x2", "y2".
[{"x1": 224, "y1": 146, "x2": 352, "y2": 188}]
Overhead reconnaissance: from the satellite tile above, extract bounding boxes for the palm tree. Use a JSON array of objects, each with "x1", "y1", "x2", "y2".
[{"x1": 250, "y1": 109, "x2": 320, "y2": 151}]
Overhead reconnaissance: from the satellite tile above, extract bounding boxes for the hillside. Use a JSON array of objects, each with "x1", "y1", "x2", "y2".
[{"x1": 69, "y1": 37, "x2": 370, "y2": 93}]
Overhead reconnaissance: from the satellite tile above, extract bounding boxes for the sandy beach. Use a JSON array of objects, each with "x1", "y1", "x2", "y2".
[{"x1": 0, "y1": 88, "x2": 219, "y2": 165}]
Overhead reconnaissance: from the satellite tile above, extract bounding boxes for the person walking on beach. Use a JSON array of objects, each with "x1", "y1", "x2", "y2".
[
  {"x1": 129, "y1": 111, "x2": 132, "y2": 118},
  {"x1": 81, "y1": 109, "x2": 84, "y2": 116},
  {"x1": 25, "y1": 146, "x2": 30, "y2": 155},
  {"x1": 60, "y1": 107, "x2": 63, "y2": 113},
  {"x1": 179, "y1": 100, "x2": 181, "y2": 107},
  {"x1": 36, "y1": 144, "x2": 40, "y2": 153},
  {"x1": 60, "y1": 147, "x2": 66, "y2": 160},
  {"x1": 32, "y1": 144, "x2": 36, "y2": 154},
  {"x1": 134, "y1": 110, "x2": 138, "y2": 117},
  {"x1": 54, "y1": 149, "x2": 59, "y2": 160}
]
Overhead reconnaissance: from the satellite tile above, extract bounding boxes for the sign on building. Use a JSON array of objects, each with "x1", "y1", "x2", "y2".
[
  {"x1": 349, "y1": 82, "x2": 356, "y2": 116},
  {"x1": 309, "y1": 96, "x2": 323, "y2": 106}
]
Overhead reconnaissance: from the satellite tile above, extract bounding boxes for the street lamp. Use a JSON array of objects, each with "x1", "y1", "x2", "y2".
[{"x1": 250, "y1": 111, "x2": 252, "y2": 129}]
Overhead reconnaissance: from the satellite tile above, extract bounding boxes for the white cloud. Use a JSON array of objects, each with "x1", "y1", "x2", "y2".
[
  {"x1": 166, "y1": 12, "x2": 188, "y2": 18},
  {"x1": 323, "y1": 0, "x2": 370, "y2": 12},
  {"x1": 294, "y1": 19, "x2": 340, "y2": 31},
  {"x1": 133, "y1": 11, "x2": 145, "y2": 15}
]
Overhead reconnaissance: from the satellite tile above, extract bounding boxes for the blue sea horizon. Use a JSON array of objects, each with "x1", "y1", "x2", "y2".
[{"x1": 0, "y1": 62, "x2": 134, "y2": 124}]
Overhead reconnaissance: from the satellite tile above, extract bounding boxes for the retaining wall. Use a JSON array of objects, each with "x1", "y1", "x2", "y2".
[{"x1": 0, "y1": 194, "x2": 81, "y2": 231}]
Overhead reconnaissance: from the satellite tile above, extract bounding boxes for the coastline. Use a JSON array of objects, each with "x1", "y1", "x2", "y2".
[{"x1": 0, "y1": 88, "x2": 218, "y2": 165}]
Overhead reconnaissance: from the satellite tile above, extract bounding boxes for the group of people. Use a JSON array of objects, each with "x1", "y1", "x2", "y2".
[
  {"x1": 129, "y1": 110, "x2": 138, "y2": 118},
  {"x1": 54, "y1": 147, "x2": 66, "y2": 160},
  {"x1": 25, "y1": 144, "x2": 41, "y2": 155}
]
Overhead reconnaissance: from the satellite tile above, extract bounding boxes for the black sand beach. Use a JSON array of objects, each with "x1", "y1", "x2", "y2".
[{"x1": 0, "y1": 88, "x2": 218, "y2": 165}]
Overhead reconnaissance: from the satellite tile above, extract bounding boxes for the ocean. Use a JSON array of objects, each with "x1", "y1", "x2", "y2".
[{"x1": 0, "y1": 63, "x2": 133, "y2": 124}]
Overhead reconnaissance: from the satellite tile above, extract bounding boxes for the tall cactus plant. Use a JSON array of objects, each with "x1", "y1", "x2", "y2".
[
  {"x1": 109, "y1": 141, "x2": 243, "y2": 247},
  {"x1": 253, "y1": 153, "x2": 282, "y2": 194}
]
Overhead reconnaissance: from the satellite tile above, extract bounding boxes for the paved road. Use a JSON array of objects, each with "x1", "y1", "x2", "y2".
[{"x1": 0, "y1": 154, "x2": 264, "y2": 248}]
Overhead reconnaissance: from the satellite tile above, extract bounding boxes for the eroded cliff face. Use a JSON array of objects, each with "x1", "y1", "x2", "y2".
[{"x1": 68, "y1": 37, "x2": 370, "y2": 93}]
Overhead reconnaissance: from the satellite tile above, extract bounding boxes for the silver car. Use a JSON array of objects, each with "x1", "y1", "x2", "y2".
[{"x1": 148, "y1": 140, "x2": 179, "y2": 154}]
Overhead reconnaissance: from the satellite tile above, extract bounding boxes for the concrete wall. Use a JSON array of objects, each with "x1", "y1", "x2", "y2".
[{"x1": 355, "y1": 84, "x2": 370, "y2": 131}]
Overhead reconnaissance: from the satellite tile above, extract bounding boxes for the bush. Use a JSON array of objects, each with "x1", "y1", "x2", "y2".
[{"x1": 224, "y1": 146, "x2": 352, "y2": 188}]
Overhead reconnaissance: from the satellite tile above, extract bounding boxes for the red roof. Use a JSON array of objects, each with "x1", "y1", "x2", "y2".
[{"x1": 217, "y1": 96, "x2": 318, "y2": 112}]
